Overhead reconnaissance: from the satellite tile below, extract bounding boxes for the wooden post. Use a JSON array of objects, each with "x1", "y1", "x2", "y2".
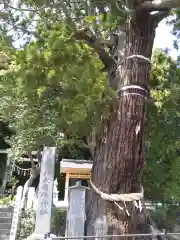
[
  {"x1": 64, "y1": 173, "x2": 69, "y2": 201},
  {"x1": 27, "y1": 147, "x2": 56, "y2": 240},
  {"x1": 53, "y1": 179, "x2": 59, "y2": 205}
]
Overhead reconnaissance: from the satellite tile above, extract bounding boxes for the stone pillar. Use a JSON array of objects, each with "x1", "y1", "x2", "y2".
[
  {"x1": 94, "y1": 216, "x2": 108, "y2": 240},
  {"x1": 66, "y1": 182, "x2": 87, "y2": 238},
  {"x1": 27, "y1": 147, "x2": 56, "y2": 240}
]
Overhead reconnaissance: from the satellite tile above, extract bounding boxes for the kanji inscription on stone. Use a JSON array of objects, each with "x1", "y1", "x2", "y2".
[
  {"x1": 34, "y1": 147, "x2": 56, "y2": 235},
  {"x1": 66, "y1": 183, "x2": 86, "y2": 237}
]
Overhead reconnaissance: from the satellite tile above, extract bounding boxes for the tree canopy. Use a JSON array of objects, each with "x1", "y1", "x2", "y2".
[
  {"x1": 1, "y1": 28, "x2": 180, "y2": 202},
  {"x1": 0, "y1": 0, "x2": 180, "y2": 231}
]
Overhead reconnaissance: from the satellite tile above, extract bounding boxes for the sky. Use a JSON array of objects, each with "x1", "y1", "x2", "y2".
[{"x1": 154, "y1": 19, "x2": 178, "y2": 59}]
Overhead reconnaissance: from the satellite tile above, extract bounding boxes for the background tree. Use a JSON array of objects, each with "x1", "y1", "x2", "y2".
[
  {"x1": 0, "y1": 119, "x2": 12, "y2": 187},
  {"x1": 1, "y1": 0, "x2": 180, "y2": 237},
  {"x1": 144, "y1": 50, "x2": 180, "y2": 230}
]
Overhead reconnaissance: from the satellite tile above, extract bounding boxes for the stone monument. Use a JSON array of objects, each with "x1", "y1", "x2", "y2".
[
  {"x1": 27, "y1": 147, "x2": 56, "y2": 240},
  {"x1": 66, "y1": 181, "x2": 87, "y2": 238}
]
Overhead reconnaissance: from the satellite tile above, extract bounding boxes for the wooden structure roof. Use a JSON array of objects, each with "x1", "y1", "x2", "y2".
[{"x1": 60, "y1": 159, "x2": 92, "y2": 179}]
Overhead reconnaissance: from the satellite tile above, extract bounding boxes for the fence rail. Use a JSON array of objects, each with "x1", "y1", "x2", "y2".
[{"x1": 48, "y1": 232, "x2": 180, "y2": 240}]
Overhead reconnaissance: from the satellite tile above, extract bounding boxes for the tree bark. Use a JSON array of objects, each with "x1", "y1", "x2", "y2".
[{"x1": 85, "y1": 11, "x2": 158, "y2": 240}]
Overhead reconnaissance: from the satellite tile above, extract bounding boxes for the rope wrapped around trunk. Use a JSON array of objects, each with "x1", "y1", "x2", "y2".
[{"x1": 90, "y1": 179, "x2": 143, "y2": 216}]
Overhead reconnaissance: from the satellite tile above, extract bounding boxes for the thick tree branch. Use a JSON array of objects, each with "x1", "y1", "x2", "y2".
[
  {"x1": 140, "y1": 0, "x2": 180, "y2": 11},
  {"x1": 74, "y1": 28, "x2": 117, "y2": 71},
  {"x1": 151, "y1": 10, "x2": 170, "y2": 24}
]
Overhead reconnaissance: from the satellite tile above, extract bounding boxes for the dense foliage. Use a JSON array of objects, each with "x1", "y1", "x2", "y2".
[
  {"x1": 1, "y1": 32, "x2": 180, "y2": 204},
  {"x1": 145, "y1": 50, "x2": 180, "y2": 203},
  {"x1": 0, "y1": 0, "x2": 180, "y2": 229},
  {"x1": 17, "y1": 208, "x2": 66, "y2": 239},
  {"x1": 0, "y1": 29, "x2": 113, "y2": 157},
  {"x1": 17, "y1": 209, "x2": 36, "y2": 239}
]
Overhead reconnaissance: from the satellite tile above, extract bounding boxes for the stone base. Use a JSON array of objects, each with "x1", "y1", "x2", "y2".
[{"x1": 27, "y1": 232, "x2": 56, "y2": 240}]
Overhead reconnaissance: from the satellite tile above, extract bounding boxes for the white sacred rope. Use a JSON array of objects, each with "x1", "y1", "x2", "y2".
[
  {"x1": 117, "y1": 85, "x2": 149, "y2": 99},
  {"x1": 117, "y1": 54, "x2": 151, "y2": 72},
  {"x1": 13, "y1": 163, "x2": 40, "y2": 176},
  {"x1": 124, "y1": 54, "x2": 151, "y2": 63},
  {"x1": 121, "y1": 93, "x2": 148, "y2": 99},
  {"x1": 14, "y1": 165, "x2": 32, "y2": 171},
  {"x1": 90, "y1": 179, "x2": 143, "y2": 216},
  {"x1": 120, "y1": 85, "x2": 149, "y2": 92},
  {"x1": 116, "y1": 55, "x2": 151, "y2": 100}
]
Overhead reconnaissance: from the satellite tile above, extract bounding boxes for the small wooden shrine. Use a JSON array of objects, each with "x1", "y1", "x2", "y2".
[{"x1": 56, "y1": 159, "x2": 92, "y2": 207}]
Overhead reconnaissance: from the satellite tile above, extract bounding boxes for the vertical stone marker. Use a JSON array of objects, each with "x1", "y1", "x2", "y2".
[
  {"x1": 66, "y1": 181, "x2": 86, "y2": 238},
  {"x1": 27, "y1": 147, "x2": 56, "y2": 240},
  {"x1": 95, "y1": 216, "x2": 108, "y2": 240}
]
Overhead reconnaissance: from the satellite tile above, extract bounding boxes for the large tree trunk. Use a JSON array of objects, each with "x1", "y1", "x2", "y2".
[{"x1": 86, "y1": 12, "x2": 158, "y2": 239}]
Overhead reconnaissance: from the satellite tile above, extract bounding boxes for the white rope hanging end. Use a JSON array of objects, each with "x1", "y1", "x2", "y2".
[{"x1": 90, "y1": 179, "x2": 144, "y2": 216}]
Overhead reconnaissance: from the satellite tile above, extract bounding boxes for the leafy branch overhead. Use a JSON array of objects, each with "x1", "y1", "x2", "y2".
[
  {"x1": 1, "y1": 0, "x2": 180, "y2": 217},
  {"x1": 0, "y1": 0, "x2": 177, "y2": 73},
  {"x1": 0, "y1": 23, "x2": 114, "y2": 155},
  {"x1": 0, "y1": 0, "x2": 179, "y2": 143}
]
